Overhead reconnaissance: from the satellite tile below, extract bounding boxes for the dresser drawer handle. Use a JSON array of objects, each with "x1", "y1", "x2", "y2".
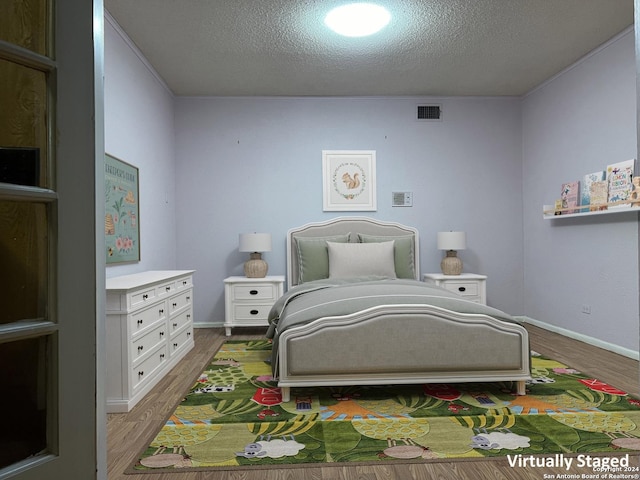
[
  {"x1": 137, "y1": 346, "x2": 144, "y2": 352},
  {"x1": 172, "y1": 302, "x2": 178, "y2": 307},
  {"x1": 250, "y1": 309, "x2": 259, "y2": 315},
  {"x1": 173, "y1": 322, "x2": 178, "y2": 328},
  {"x1": 160, "y1": 353, "x2": 165, "y2": 359},
  {"x1": 166, "y1": 286, "x2": 171, "y2": 291},
  {"x1": 159, "y1": 309, "x2": 164, "y2": 314},
  {"x1": 182, "y1": 280, "x2": 188, "y2": 285},
  {"x1": 173, "y1": 342, "x2": 178, "y2": 348},
  {"x1": 137, "y1": 319, "x2": 143, "y2": 326},
  {"x1": 458, "y1": 287, "x2": 466, "y2": 292},
  {"x1": 160, "y1": 331, "x2": 165, "y2": 337},
  {"x1": 138, "y1": 371, "x2": 144, "y2": 377},
  {"x1": 249, "y1": 290, "x2": 258, "y2": 295},
  {"x1": 142, "y1": 294, "x2": 148, "y2": 300}
]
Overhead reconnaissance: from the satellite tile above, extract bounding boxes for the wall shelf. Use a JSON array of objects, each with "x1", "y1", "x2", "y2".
[{"x1": 543, "y1": 204, "x2": 640, "y2": 219}]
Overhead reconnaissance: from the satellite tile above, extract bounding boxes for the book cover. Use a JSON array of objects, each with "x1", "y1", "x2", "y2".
[
  {"x1": 554, "y1": 199, "x2": 563, "y2": 215},
  {"x1": 606, "y1": 159, "x2": 635, "y2": 208},
  {"x1": 632, "y1": 177, "x2": 640, "y2": 207},
  {"x1": 589, "y1": 180, "x2": 608, "y2": 211},
  {"x1": 560, "y1": 181, "x2": 579, "y2": 214},
  {"x1": 580, "y1": 170, "x2": 605, "y2": 212}
]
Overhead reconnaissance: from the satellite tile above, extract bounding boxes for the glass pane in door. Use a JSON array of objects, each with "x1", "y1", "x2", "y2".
[
  {"x1": 0, "y1": 200, "x2": 48, "y2": 325},
  {"x1": 0, "y1": 58, "x2": 48, "y2": 188},
  {"x1": 0, "y1": 336, "x2": 50, "y2": 469},
  {"x1": 0, "y1": 0, "x2": 48, "y2": 55}
]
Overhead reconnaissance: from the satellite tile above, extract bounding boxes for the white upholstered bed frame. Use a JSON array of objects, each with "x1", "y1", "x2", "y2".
[{"x1": 277, "y1": 216, "x2": 530, "y2": 401}]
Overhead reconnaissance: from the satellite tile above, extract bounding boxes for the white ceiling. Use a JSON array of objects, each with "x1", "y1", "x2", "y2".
[{"x1": 104, "y1": 0, "x2": 634, "y2": 97}]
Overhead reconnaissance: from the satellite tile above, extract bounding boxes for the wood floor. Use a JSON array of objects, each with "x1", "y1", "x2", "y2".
[{"x1": 107, "y1": 324, "x2": 640, "y2": 480}]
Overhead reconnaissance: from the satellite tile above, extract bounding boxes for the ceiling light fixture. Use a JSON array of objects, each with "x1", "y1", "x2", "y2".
[{"x1": 324, "y1": 3, "x2": 391, "y2": 37}]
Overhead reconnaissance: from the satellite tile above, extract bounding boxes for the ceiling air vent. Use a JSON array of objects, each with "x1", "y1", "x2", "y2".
[{"x1": 416, "y1": 104, "x2": 442, "y2": 121}]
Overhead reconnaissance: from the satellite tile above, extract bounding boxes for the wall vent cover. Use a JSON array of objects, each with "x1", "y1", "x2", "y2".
[
  {"x1": 392, "y1": 192, "x2": 413, "y2": 207},
  {"x1": 417, "y1": 104, "x2": 442, "y2": 121}
]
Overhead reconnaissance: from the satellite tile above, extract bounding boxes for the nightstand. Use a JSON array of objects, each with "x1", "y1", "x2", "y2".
[
  {"x1": 422, "y1": 273, "x2": 487, "y2": 305},
  {"x1": 223, "y1": 275, "x2": 285, "y2": 336}
]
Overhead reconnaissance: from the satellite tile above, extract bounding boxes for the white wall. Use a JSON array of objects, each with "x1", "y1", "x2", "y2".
[
  {"x1": 173, "y1": 96, "x2": 524, "y2": 325},
  {"x1": 104, "y1": 15, "x2": 178, "y2": 277},
  {"x1": 522, "y1": 29, "x2": 638, "y2": 354}
]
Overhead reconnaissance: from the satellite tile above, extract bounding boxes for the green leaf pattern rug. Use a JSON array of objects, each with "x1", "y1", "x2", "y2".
[{"x1": 132, "y1": 340, "x2": 640, "y2": 471}]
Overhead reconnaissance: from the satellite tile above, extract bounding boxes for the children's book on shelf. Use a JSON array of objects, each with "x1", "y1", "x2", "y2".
[
  {"x1": 632, "y1": 177, "x2": 640, "y2": 208},
  {"x1": 581, "y1": 170, "x2": 605, "y2": 212},
  {"x1": 589, "y1": 181, "x2": 608, "y2": 211},
  {"x1": 560, "y1": 181, "x2": 579, "y2": 214},
  {"x1": 606, "y1": 159, "x2": 635, "y2": 208},
  {"x1": 554, "y1": 199, "x2": 563, "y2": 215}
]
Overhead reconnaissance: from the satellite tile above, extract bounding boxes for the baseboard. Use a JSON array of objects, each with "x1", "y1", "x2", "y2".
[
  {"x1": 517, "y1": 315, "x2": 639, "y2": 361},
  {"x1": 194, "y1": 322, "x2": 224, "y2": 329}
]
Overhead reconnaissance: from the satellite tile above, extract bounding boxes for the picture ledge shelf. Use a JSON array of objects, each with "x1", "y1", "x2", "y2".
[{"x1": 543, "y1": 203, "x2": 640, "y2": 219}]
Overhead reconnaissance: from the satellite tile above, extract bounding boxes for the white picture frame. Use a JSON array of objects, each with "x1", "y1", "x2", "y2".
[{"x1": 322, "y1": 150, "x2": 377, "y2": 211}]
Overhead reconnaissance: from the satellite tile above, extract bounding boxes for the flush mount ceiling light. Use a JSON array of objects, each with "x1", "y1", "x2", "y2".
[{"x1": 324, "y1": 3, "x2": 391, "y2": 37}]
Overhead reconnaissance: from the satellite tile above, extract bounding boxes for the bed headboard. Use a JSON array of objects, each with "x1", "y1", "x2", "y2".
[{"x1": 287, "y1": 216, "x2": 420, "y2": 288}]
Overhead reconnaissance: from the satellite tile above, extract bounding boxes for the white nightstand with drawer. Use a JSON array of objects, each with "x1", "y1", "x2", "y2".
[
  {"x1": 224, "y1": 275, "x2": 285, "y2": 336},
  {"x1": 422, "y1": 273, "x2": 487, "y2": 305}
]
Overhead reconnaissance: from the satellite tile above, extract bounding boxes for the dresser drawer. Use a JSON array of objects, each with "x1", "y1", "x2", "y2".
[
  {"x1": 129, "y1": 302, "x2": 167, "y2": 336},
  {"x1": 169, "y1": 327, "x2": 193, "y2": 357},
  {"x1": 169, "y1": 307, "x2": 193, "y2": 336},
  {"x1": 131, "y1": 322, "x2": 167, "y2": 365},
  {"x1": 132, "y1": 345, "x2": 167, "y2": 391},
  {"x1": 156, "y1": 280, "x2": 177, "y2": 297},
  {"x1": 175, "y1": 275, "x2": 193, "y2": 290},
  {"x1": 169, "y1": 290, "x2": 192, "y2": 313},
  {"x1": 230, "y1": 283, "x2": 278, "y2": 301},
  {"x1": 131, "y1": 287, "x2": 157, "y2": 307}
]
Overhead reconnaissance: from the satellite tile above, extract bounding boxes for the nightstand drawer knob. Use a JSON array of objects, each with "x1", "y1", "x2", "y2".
[
  {"x1": 249, "y1": 290, "x2": 258, "y2": 295},
  {"x1": 250, "y1": 309, "x2": 259, "y2": 315},
  {"x1": 458, "y1": 287, "x2": 466, "y2": 292}
]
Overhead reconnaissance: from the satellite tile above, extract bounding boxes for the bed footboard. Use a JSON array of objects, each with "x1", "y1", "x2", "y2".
[{"x1": 276, "y1": 304, "x2": 530, "y2": 401}]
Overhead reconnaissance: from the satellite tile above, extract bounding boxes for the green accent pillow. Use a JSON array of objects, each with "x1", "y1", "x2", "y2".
[
  {"x1": 294, "y1": 234, "x2": 351, "y2": 283},
  {"x1": 357, "y1": 233, "x2": 416, "y2": 279}
]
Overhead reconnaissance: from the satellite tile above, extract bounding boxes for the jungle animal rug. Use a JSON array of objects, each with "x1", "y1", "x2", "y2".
[{"x1": 129, "y1": 340, "x2": 640, "y2": 472}]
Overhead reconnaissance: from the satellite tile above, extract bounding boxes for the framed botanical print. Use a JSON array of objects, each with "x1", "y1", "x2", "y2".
[
  {"x1": 105, "y1": 153, "x2": 140, "y2": 264},
  {"x1": 322, "y1": 150, "x2": 376, "y2": 211}
]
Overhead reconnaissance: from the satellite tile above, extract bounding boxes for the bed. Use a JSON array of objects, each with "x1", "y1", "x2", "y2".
[{"x1": 266, "y1": 216, "x2": 531, "y2": 402}]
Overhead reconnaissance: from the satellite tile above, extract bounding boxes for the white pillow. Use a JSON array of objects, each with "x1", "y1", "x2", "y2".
[{"x1": 327, "y1": 241, "x2": 397, "y2": 278}]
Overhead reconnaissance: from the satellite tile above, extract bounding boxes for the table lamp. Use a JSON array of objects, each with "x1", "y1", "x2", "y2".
[
  {"x1": 239, "y1": 233, "x2": 272, "y2": 278},
  {"x1": 437, "y1": 231, "x2": 466, "y2": 275}
]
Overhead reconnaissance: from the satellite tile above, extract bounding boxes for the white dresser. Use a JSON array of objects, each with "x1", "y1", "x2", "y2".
[
  {"x1": 106, "y1": 270, "x2": 195, "y2": 413},
  {"x1": 224, "y1": 275, "x2": 285, "y2": 336}
]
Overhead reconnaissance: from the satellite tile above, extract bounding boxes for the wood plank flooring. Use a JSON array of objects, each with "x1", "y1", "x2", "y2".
[{"x1": 107, "y1": 324, "x2": 640, "y2": 480}]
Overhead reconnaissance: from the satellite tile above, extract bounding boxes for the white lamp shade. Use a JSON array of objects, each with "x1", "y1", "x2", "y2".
[
  {"x1": 239, "y1": 233, "x2": 272, "y2": 253},
  {"x1": 437, "y1": 231, "x2": 467, "y2": 251}
]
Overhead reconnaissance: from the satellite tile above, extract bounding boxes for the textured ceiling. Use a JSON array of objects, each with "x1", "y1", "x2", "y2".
[{"x1": 104, "y1": 0, "x2": 634, "y2": 97}]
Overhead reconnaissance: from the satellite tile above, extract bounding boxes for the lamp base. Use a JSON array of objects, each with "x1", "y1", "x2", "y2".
[
  {"x1": 244, "y1": 252, "x2": 268, "y2": 278},
  {"x1": 440, "y1": 250, "x2": 463, "y2": 275}
]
